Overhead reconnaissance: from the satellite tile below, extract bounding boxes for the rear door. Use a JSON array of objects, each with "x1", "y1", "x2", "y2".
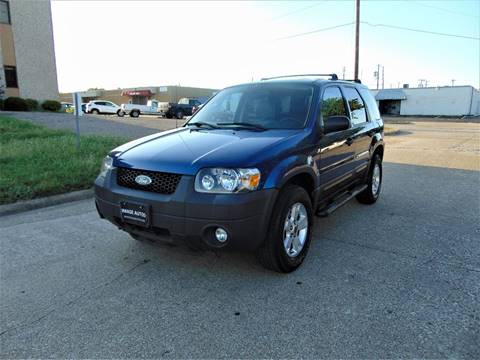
[
  {"x1": 341, "y1": 86, "x2": 373, "y2": 179},
  {"x1": 316, "y1": 86, "x2": 357, "y2": 198}
]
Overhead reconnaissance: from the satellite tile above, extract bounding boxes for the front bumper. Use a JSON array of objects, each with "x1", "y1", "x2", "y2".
[{"x1": 94, "y1": 169, "x2": 278, "y2": 250}]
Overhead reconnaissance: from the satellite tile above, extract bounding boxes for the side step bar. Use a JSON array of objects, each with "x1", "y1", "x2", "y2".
[{"x1": 316, "y1": 184, "x2": 367, "y2": 217}]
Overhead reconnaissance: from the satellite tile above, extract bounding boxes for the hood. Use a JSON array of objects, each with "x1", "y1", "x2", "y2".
[{"x1": 112, "y1": 127, "x2": 301, "y2": 175}]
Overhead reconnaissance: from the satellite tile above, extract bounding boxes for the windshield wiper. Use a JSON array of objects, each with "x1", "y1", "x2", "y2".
[
  {"x1": 217, "y1": 122, "x2": 267, "y2": 131},
  {"x1": 187, "y1": 121, "x2": 220, "y2": 129}
]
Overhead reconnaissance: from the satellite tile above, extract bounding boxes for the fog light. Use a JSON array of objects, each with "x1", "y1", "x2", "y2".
[{"x1": 215, "y1": 228, "x2": 228, "y2": 243}]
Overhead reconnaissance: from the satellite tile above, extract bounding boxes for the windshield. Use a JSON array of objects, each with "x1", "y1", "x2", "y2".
[{"x1": 188, "y1": 83, "x2": 314, "y2": 129}]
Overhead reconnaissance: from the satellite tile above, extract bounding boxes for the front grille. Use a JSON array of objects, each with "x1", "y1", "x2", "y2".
[{"x1": 116, "y1": 167, "x2": 181, "y2": 195}]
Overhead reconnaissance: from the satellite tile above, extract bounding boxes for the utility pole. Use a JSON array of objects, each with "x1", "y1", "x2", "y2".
[
  {"x1": 342, "y1": 66, "x2": 346, "y2": 80},
  {"x1": 354, "y1": 0, "x2": 360, "y2": 80},
  {"x1": 382, "y1": 66, "x2": 385, "y2": 89},
  {"x1": 451, "y1": 79, "x2": 456, "y2": 87},
  {"x1": 376, "y1": 64, "x2": 380, "y2": 90}
]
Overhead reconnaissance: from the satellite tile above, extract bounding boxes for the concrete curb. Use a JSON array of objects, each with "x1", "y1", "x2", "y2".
[{"x1": 0, "y1": 189, "x2": 94, "y2": 217}]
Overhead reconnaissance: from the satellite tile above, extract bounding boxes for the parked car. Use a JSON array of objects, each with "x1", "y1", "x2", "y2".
[
  {"x1": 165, "y1": 97, "x2": 205, "y2": 119},
  {"x1": 121, "y1": 100, "x2": 170, "y2": 118},
  {"x1": 94, "y1": 74, "x2": 384, "y2": 273},
  {"x1": 86, "y1": 100, "x2": 122, "y2": 116},
  {"x1": 61, "y1": 102, "x2": 74, "y2": 113}
]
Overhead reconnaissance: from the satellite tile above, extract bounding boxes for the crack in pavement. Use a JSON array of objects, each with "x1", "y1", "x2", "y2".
[{"x1": 0, "y1": 258, "x2": 151, "y2": 337}]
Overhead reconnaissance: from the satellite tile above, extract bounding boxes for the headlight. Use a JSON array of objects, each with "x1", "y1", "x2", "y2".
[
  {"x1": 99, "y1": 155, "x2": 114, "y2": 177},
  {"x1": 195, "y1": 168, "x2": 261, "y2": 193}
]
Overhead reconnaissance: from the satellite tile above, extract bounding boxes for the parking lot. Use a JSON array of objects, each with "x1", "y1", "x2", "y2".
[{"x1": 0, "y1": 116, "x2": 479, "y2": 357}]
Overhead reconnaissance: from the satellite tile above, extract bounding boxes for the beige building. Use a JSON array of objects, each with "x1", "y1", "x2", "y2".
[
  {"x1": 60, "y1": 85, "x2": 218, "y2": 105},
  {"x1": 0, "y1": 0, "x2": 58, "y2": 100}
]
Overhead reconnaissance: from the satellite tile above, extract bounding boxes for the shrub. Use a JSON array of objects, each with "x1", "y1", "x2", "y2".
[
  {"x1": 41, "y1": 100, "x2": 61, "y2": 112},
  {"x1": 25, "y1": 98, "x2": 39, "y2": 111},
  {"x1": 0, "y1": 98, "x2": 4, "y2": 111},
  {"x1": 4, "y1": 97, "x2": 29, "y2": 111}
]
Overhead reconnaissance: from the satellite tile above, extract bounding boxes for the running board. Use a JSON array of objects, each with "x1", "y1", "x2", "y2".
[{"x1": 316, "y1": 184, "x2": 367, "y2": 217}]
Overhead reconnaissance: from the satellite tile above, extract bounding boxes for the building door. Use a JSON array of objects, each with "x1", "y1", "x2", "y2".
[{"x1": 379, "y1": 100, "x2": 401, "y2": 115}]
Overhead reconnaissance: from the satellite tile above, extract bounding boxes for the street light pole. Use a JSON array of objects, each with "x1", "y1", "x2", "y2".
[{"x1": 354, "y1": 0, "x2": 360, "y2": 80}]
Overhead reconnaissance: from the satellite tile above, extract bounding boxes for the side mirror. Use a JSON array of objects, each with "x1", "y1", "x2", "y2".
[{"x1": 324, "y1": 115, "x2": 350, "y2": 134}]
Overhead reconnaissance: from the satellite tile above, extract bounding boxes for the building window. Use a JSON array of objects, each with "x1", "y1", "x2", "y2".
[
  {"x1": 4, "y1": 66, "x2": 18, "y2": 88},
  {"x1": 0, "y1": 1, "x2": 10, "y2": 24}
]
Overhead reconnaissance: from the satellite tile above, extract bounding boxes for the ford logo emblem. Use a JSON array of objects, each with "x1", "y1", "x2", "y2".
[{"x1": 135, "y1": 175, "x2": 152, "y2": 186}]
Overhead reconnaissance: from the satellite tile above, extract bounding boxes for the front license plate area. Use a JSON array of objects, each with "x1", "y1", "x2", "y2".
[{"x1": 120, "y1": 201, "x2": 150, "y2": 227}]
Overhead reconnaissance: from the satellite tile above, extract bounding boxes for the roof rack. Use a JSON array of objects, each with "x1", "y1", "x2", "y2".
[
  {"x1": 261, "y1": 73, "x2": 339, "y2": 81},
  {"x1": 344, "y1": 79, "x2": 362, "y2": 84}
]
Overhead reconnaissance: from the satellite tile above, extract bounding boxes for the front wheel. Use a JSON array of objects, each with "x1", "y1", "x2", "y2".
[
  {"x1": 117, "y1": 110, "x2": 125, "y2": 117},
  {"x1": 91, "y1": 109, "x2": 99, "y2": 115},
  {"x1": 130, "y1": 110, "x2": 140, "y2": 118},
  {"x1": 257, "y1": 185, "x2": 313, "y2": 273},
  {"x1": 356, "y1": 154, "x2": 382, "y2": 204},
  {"x1": 176, "y1": 111, "x2": 184, "y2": 119}
]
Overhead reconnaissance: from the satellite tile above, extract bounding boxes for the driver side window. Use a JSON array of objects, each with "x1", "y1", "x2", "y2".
[{"x1": 321, "y1": 87, "x2": 347, "y2": 118}]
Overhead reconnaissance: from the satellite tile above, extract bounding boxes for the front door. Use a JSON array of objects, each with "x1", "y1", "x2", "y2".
[{"x1": 315, "y1": 86, "x2": 357, "y2": 199}]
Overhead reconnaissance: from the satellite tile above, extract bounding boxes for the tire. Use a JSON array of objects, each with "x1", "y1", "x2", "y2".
[
  {"x1": 176, "y1": 111, "x2": 184, "y2": 119},
  {"x1": 256, "y1": 185, "x2": 313, "y2": 273},
  {"x1": 117, "y1": 110, "x2": 125, "y2": 117},
  {"x1": 131, "y1": 110, "x2": 140, "y2": 118},
  {"x1": 91, "y1": 109, "x2": 99, "y2": 115},
  {"x1": 356, "y1": 154, "x2": 382, "y2": 204},
  {"x1": 166, "y1": 113, "x2": 173, "y2": 119}
]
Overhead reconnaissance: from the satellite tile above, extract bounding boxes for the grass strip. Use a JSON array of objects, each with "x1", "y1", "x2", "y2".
[{"x1": 0, "y1": 115, "x2": 128, "y2": 204}]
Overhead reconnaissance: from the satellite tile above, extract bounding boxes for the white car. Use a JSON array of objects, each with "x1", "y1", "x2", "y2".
[{"x1": 86, "y1": 100, "x2": 123, "y2": 116}]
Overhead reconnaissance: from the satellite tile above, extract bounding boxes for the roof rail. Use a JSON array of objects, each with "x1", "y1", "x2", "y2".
[
  {"x1": 261, "y1": 73, "x2": 339, "y2": 81},
  {"x1": 344, "y1": 79, "x2": 362, "y2": 84}
]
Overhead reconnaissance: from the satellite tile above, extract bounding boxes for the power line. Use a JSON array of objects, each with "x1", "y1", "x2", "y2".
[
  {"x1": 269, "y1": 2, "x2": 324, "y2": 21},
  {"x1": 361, "y1": 21, "x2": 480, "y2": 40},
  {"x1": 276, "y1": 22, "x2": 354, "y2": 41},
  {"x1": 407, "y1": 0, "x2": 479, "y2": 19},
  {"x1": 276, "y1": 20, "x2": 479, "y2": 41}
]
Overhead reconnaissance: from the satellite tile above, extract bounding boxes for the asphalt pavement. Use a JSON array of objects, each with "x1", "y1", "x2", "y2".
[{"x1": 0, "y1": 116, "x2": 479, "y2": 358}]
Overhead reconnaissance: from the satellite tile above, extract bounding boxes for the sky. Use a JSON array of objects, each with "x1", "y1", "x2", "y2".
[{"x1": 50, "y1": 0, "x2": 480, "y2": 93}]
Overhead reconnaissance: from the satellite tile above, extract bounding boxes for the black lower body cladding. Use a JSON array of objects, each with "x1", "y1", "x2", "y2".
[{"x1": 94, "y1": 170, "x2": 278, "y2": 250}]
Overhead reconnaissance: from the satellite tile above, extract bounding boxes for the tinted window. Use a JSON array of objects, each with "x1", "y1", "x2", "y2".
[
  {"x1": 4, "y1": 66, "x2": 18, "y2": 88},
  {"x1": 321, "y1": 87, "x2": 347, "y2": 118},
  {"x1": 343, "y1": 87, "x2": 367, "y2": 125},
  {"x1": 358, "y1": 88, "x2": 381, "y2": 120},
  {"x1": 189, "y1": 83, "x2": 313, "y2": 129},
  {"x1": 0, "y1": 1, "x2": 10, "y2": 24}
]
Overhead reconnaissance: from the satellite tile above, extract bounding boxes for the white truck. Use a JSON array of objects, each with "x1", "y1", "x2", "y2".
[{"x1": 121, "y1": 100, "x2": 170, "y2": 118}]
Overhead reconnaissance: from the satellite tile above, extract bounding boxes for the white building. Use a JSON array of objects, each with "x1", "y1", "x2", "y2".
[{"x1": 371, "y1": 86, "x2": 479, "y2": 116}]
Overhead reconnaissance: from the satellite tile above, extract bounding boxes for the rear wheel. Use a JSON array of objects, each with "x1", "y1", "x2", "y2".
[
  {"x1": 257, "y1": 185, "x2": 313, "y2": 273},
  {"x1": 356, "y1": 154, "x2": 382, "y2": 204},
  {"x1": 117, "y1": 110, "x2": 125, "y2": 117}
]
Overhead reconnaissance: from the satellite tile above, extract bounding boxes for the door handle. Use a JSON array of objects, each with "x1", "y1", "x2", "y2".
[{"x1": 346, "y1": 138, "x2": 354, "y2": 146}]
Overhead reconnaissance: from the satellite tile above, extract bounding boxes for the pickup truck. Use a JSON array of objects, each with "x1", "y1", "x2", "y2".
[
  {"x1": 94, "y1": 74, "x2": 384, "y2": 273},
  {"x1": 121, "y1": 100, "x2": 170, "y2": 118},
  {"x1": 165, "y1": 97, "x2": 205, "y2": 119}
]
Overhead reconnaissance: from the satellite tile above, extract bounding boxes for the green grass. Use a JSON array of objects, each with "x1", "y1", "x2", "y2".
[{"x1": 0, "y1": 116, "x2": 128, "y2": 204}]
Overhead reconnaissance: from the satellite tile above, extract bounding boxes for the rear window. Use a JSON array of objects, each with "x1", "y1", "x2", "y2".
[
  {"x1": 189, "y1": 83, "x2": 314, "y2": 129},
  {"x1": 358, "y1": 88, "x2": 381, "y2": 120}
]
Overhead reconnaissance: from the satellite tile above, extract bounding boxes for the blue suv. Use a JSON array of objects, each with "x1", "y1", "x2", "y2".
[{"x1": 95, "y1": 74, "x2": 384, "y2": 272}]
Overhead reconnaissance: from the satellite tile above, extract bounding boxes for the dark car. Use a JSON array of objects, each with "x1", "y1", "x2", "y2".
[
  {"x1": 94, "y1": 74, "x2": 385, "y2": 272},
  {"x1": 165, "y1": 97, "x2": 205, "y2": 119}
]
